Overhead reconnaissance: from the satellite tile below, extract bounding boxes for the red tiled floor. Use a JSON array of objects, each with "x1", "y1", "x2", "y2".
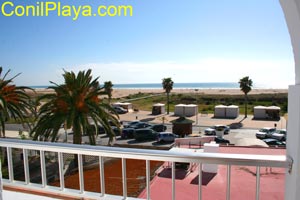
[{"x1": 138, "y1": 147, "x2": 285, "y2": 200}]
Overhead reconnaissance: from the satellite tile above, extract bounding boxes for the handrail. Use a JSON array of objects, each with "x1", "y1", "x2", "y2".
[
  {"x1": 0, "y1": 139, "x2": 291, "y2": 168},
  {"x1": 0, "y1": 138, "x2": 292, "y2": 200}
]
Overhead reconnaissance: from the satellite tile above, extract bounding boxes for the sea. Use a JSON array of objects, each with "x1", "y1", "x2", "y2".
[{"x1": 30, "y1": 82, "x2": 240, "y2": 89}]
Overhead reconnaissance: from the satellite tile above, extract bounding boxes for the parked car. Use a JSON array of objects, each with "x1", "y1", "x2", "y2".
[
  {"x1": 150, "y1": 124, "x2": 167, "y2": 132},
  {"x1": 86, "y1": 124, "x2": 120, "y2": 136},
  {"x1": 121, "y1": 128, "x2": 136, "y2": 139},
  {"x1": 111, "y1": 126, "x2": 121, "y2": 136},
  {"x1": 134, "y1": 129, "x2": 158, "y2": 141},
  {"x1": 271, "y1": 129, "x2": 287, "y2": 141},
  {"x1": 130, "y1": 122, "x2": 151, "y2": 129},
  {"x1": 96, "y1": 125, "x2": 106, "y2": 134},
  {"x1": 108, "y1": 120, "x2": 122, "y2": 127},
  {"x1": 123, "y1": 121, "x2": 140, "y2": 128},
  {"x1": 157, "y1": 132, "x2": 177, "y2": 143},
  {"x1": 256, "y1": 127, "x2": 276, "y2": 139},
  {"x1": 87, "y1": 124, "x2": 106, "y2": 135},
  {"x1": 214, "y1": 136, "x2": 230, "y2": 144},
  {"x1": 262, "y1": 138, "x2": 286, "y2": 146},
  {"x1": 112, "y1": 106, "x2": 127, "y2": 114},
  {"x1": 205, "y1": 125, "x2": 230, "y2": 135}
]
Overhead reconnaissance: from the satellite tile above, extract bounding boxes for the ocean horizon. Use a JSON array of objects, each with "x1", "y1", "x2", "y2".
[{"x1": 30, "y1": 82, "x2": 245, "y2": 89}]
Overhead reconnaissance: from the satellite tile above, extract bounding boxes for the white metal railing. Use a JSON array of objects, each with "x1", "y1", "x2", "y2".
[{"x1": 0, "y1": 138, "x2": 292, "y2": 200}]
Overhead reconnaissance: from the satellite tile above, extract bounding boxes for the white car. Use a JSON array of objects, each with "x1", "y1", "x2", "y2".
[
  {"x1": 255, "y1": 127, "x2": 276, "y2": 139},
  {"x1": 271, "y1": 129, "x2": 287, "y2": 141},
  {"x1": 157, "y1": 132, "x2": 178, "y2": 143},
  {"x1": 113, "y1": 106, "x2": 127, "y2": 114},
  {"x1": 204, "y1": 125, "x2": 230, "y2": 135}
]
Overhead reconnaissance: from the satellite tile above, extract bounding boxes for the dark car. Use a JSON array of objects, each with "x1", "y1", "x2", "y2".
[
  {"x1": 84, "y1": 124, "x2": 119, "y2": 136},
  {"x1": 134, "y1": 129, "x2": 158, "y2": 141},
  {"x1": 130, "y1": 122, "x2": 151, "y2": 129},
  {"x1": 262, "y1": 138, "x2": 286, "y2": 146},
  {"x1": 103, "y1": 126, "x2": 121, "y2": 136},
  {"x1": 121, "y1": 128, "x2": 136, "y2": 139},
  {"x1": 86, "y1": 124, "x2": 106, "y2": 135},
  {"x1": 96, "y1": 125, "x2": 106, "y2": 134},
  {"x1": 150, "y1": 124, "x2": 167, "y2": 132},
  {"x1": 112, "y1": 126, "x2": 121, "y2": 136},
  {"x1": 214, "y1": 136, "x2": 230, "y2": 144},
  {"x1": 123, "y1": 121, "x2": 140, "y2": 128}
]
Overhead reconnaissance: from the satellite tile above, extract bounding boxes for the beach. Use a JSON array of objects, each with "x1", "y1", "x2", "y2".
[
  {"x1": 29, "y1": 88, "x2": 288, "y2": 98},
  {"x1": 111, "y1": 88, "x2": 288, "y2": 98}
]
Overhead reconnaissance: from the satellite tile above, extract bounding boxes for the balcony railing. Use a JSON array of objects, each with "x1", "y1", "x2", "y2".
[{"x1": 0, "y1": 139, "x2": 292, "y2": 200}]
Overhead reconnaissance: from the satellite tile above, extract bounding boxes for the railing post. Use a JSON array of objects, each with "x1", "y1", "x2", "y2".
[
  {"x1": 58, "y1": 152, "x2": 64, "y2": 190},
  {"x1": 198, "y1": 163, "x2": 202, "y2": 200},
  {"x1": 23, "y1": 149, "x2": 30, "y2": 184},
  {"x1": 99, "y1": 156, "x2": 105, "y2": 196},
  {"x1": 7, "y1": 147, "x2": 13, "y2": 182},
  {"x1": 172, "y1": 161, "x2": 175, "y2": 200},
  {"x1": 122, "y1": 158, "x2": 127, "y2": 198},
  {"x1": 256, "y1": 166, "x2": 260, "y2": 200},
  {"x1": 226, "y1": 164, "x2": 231, "y2": 200},
  {"x1": 146, "y1": 160, "x2": 150, "y2": 200},
  {"x1": 40, "y1": 150, "x2": 46, "y2": 187},
  {"x1": 78, "y1": 154, "x2": 84, "y2": 193}
]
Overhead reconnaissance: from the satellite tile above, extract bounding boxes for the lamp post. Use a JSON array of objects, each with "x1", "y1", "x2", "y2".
[{"x1": 195, "y1": 89, "x2": 199, "y2": 125}]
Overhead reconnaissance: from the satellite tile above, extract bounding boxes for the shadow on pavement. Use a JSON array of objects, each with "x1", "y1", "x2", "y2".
[
  {"x1": 191, "y1": 172, "x2": 217, "y2": 185},
  {"x1": 140, "y1": 118, "x2": 156, "y2": 122},
  {"x1": 158, "y1": 167, "x2": 189, "y2": 180}
]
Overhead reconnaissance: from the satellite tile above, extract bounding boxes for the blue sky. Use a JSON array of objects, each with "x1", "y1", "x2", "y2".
[{"x1": 0, "y1": 0, "x2": 294, "y2": 88}]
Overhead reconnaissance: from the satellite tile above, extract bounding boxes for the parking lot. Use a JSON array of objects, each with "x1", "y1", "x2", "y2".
[{"x1": 4, "y1": 110, "x2": 285, "y2": 148}]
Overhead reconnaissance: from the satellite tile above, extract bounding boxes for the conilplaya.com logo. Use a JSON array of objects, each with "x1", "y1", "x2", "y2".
[{"x1": 0, "y1": 1, "x2": 133, "y2": 20}]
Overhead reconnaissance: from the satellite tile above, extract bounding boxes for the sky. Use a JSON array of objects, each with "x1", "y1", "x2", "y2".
[{"x1": 0, "y1": 0, "x2": 295, "y2": 88}]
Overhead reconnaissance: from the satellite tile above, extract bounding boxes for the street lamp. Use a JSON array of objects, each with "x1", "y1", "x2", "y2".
[{"x1": 195, "y1": 89, "x2": 199, "y2": 125}]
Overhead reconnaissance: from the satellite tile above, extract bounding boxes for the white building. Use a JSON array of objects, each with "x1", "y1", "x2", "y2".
[
  {"x1": 254, "y1": 106, "x2": 281, "y2": 119},
  {"x1": 174, "y1": 104, "x2": 198, "y2": 117},
  {"x1": 214, "y1": 105, "x2": 227, "y2": 118},
  {"x1": 226, "y1": 105, "x2": 239, "y2": 118},
  {"x1": 152, "y1": 103, "x2": 165, "y2": 115}
]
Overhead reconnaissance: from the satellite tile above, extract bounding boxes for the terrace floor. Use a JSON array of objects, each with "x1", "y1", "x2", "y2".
[{"x1": 138, "y1": 147, "x2": 285, "y2": 200}]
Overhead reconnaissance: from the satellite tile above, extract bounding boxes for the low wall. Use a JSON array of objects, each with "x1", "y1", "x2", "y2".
[{"x1": 174, "y1": 136, "x2": 215, "y2": 147}]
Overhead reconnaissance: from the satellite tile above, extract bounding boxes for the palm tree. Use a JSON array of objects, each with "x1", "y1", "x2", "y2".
[
  {"x1": 31, "y1": 69, "x2": 120, "y2": 145},
  {"x1": 162, "y1": 77, "x2": 174, "y2": 114},
  {"x1": 239, "y1": 76, "x2": 253, "y2": 118},
  {"x1": 0, "y1": 67, "x2": 33, "y2": 137},
  {"x1": 104, "y1": 81, "x2": 113, "y2": 103}
]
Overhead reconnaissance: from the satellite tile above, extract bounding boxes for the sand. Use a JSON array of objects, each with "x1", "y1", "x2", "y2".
[{"x1": 29, "y1": 88, "x2": 288, "y2": 98}]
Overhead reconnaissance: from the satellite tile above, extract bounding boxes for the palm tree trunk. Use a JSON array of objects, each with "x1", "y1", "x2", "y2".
[
  {"x1": 167, "y1": 92, "x2": 170, "y2": 114},
  {"x1": 73, "y1": 118, "x2": 82, "y2": 145},
  {"x1": 245, "y1": 94, "x2": 248, "y2": 118},
  {"x1": 72, "y1": 118, "x2": 82, "y2": 168},
  {"x1": 0, "y1": 113, "x2": 3, "y2": 137}
]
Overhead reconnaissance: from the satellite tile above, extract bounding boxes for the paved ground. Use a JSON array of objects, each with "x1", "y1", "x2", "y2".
[{"x1": 3, "y1": 110, "x2": 286, "y2": 148}]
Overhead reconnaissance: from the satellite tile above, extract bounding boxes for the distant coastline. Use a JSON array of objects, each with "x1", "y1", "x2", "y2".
[
  {"x1": 30, "y1": 82, "x2": 251, "y2": 89},
  {"x1": 27, "y1": 82, "x2": 288, "y2": 99}
]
